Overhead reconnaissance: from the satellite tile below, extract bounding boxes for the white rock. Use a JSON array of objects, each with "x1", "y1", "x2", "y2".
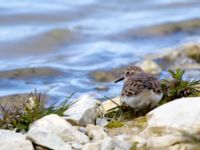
[
  {"x1": 113, "y1": 134, "x2": 132, "y2": 150},
  {"x1": 30, "y1": 114, "x2": 89, "y2": 144},
  {"x1": 100, "y1": 137, "x2": 115, "y2": 150},
  {"x1": 77, "y1": 126, "x2": 87, "y2": 134},
  {"x1": 115, "y1": 141, "x2": 132, "y2": 150},
  {"x1": 96, "y1": 118, "x2": 109, "y2": 127},
  {"x1": 141, "y1": 97, "x2": 200, "y2": 148},
  {"x1": 146, "y1": 97, "x2": 200, "y2": 133},
  {"x1": 114, "y1": 134, "x2": 131, "y2": 141},
  {"x1": 64, "y1": 94, "x2": 100, "y2": 126},
  {"x1": 136, "y1": 60, "x2": 162, "y2": 74},
  {"x1": 82, "y1": 141, "x2": 101, "y2": 150},
  {"x1": 67, "y1": 141, "x2": 83, "y2": 150},
  {"x1": 86, "y1": 124, "x2": 107, "y2": 141},
  {"x1": 0, "y1": 129, "x2": 34, "y2": 150},
  {"x1": 27, "y1": 127, "x2": 71, "y2": 150},
  {"x1": 131, "y1": 135, "x2": 147, "y2": 148}
]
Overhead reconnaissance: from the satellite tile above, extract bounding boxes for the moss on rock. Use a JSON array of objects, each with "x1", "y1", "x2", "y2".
[{"x1": 106, "y1": 120, "x2": 124, "y2": 128}]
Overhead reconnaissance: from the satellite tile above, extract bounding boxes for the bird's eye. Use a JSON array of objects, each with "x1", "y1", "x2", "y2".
[{"x1": 126, "y1": 71, "x2": 130, "y2": 75}]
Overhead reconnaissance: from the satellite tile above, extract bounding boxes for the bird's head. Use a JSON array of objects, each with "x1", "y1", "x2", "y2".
[{"x1": 115, "y1": 66, "x2": 144, "y2": 83}]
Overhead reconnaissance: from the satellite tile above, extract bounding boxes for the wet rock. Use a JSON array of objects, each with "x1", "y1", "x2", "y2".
[
  {"x1": 0, "y1": 129, "x2": 34, "y2": 150},
  {"x1": 0, "y1": 67, "x2": 63, "y2": 79},
  {"x1": 133, "y1": 19, "x2": 200, "y2": 36},
  {"x1": 91, "y1": 68, "x2": 124, "y2": 82},
  {"x1": 140, "y1": 97, "x2": 200, "y2": 149},
  {"x1": 29, "y1": 114, "x2": 89, "y2": 144},
  {"x1": 27, "y1": 127, "x2": 72, "y2": 150},
  {"x1": 63, "y1": 94, "x2": 100, "y2": 126},
  {"x1": 0, "y1": 93, "x2": 47, "y2": 113},
  {"x1": 136, "y1": 60, "x2": 162, "y2": 74},
  {"x1": 86, "y1": 124, "x2": 107, "y2": 141},
  {"x1": 99, "y1": 97, "x2": 122, "y2": 115},
  {"x1": 185, "y1": 44, "x2": 200, "y2": 63},
  {"x1": 95, "y1": 85, "x2": 109, "y2": 91}
]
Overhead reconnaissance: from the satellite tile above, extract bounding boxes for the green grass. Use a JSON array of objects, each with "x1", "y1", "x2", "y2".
[
  {"x1": 160, "y1": 69, "x2": 200, "y2": 104},
  {"x1": 0, "y1": 90, "x2": 75, "y2": 132}
]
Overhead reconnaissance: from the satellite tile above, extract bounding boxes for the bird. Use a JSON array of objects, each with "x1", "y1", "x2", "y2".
[{"x1": 115, "y1": 66, "x2": 163, "y2": 111}]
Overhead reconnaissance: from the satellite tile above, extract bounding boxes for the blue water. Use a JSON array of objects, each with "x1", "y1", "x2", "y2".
[{"x1": 0, "y1": 0, "x2": 200, "y2": 99}]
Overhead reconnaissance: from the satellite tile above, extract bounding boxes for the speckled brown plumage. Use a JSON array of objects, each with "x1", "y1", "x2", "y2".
[
  {"x1": 121, "y1": 72, "x2": 162, "y2": 97},
  {"x1": 115, "y1": 66, "x2": 163, "y2": 109}
]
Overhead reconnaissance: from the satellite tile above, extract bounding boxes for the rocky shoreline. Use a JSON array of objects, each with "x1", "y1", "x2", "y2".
[
  {"x1": 1, "y1": 95, "x2": 200, "y2": 150},
  {"x1": 0, "y1": 43, "x2": 200, "y2": 150}
]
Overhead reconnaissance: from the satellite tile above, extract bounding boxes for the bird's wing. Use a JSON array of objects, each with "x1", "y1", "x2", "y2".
[{"x1": 121, "y1": 73, "x2": 162, "y2": 96}]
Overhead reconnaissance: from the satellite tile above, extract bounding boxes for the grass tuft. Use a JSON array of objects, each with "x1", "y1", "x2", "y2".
[
  {"x1": 0, "y1": 90, "x2": 75, "y2": 132},
  {"x1": 160, "y1": 69, "x2": 200, "y2": 104}
]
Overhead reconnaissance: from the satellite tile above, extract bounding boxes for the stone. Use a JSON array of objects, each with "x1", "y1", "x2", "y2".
[
  {"x1": 86, "y1": 124, "x2": 107, "y2": 141},
  {"x1": 99, "y1": 97, "x2": 122, "y2": 115},
  {"x1": 67, "y1": 141, "x2": 83, "y2": 150},
  {"x1": 141, "y1": 97, "x2": 200, "y2": 148},
  {"x1": 96, "y1": 118, "x2": 109, "y2": 127},
  {"x1": 114, "y1": 141, "x2": 133, "y2": 150},
  {"x1": 0, "y1": 129, "x2": 34, "y2": 150},
  {"x1": 145, "y1": 97, "x2": 200, "y2": 133},
  {"x1": 27, "y1": 127, "x2": 71, "y2": 150},
  {"x1": 77, "y1": 126, "x2": 87, "y2": 134},
  {"x1": 131, "y1": 135, "x2": 147, "y2": 148},
  {"x1": 82, "y1": 141, "x2": 101, "y2": 150},
  {"x1": 100, "y1": 137, "x2": 115, "y2": 150},
  {"x1": 35, "y1": 145, "x2": 49, "y2": 150},
  {"x1": 63, "y1": 94, "x2": 100, "y2": 126},
  {"x1": 30, "y1": 114, "x2": 89, "y2": 144},
  {"x1": 184, "y1": 44, "x2": 200, "y2": 63},
  {"x1": 113, "y1": 134, "x2": 132, "y2": 150},
  {"x1": 136, "y1": 60, "x2": 162, "y2": 74},
  {"x1": 95, "y1": 85, "x2": 109, "y2": 91}
]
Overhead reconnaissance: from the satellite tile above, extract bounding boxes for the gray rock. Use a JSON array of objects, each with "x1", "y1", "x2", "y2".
[
  {"x1": 0, "y1": 129, "x2": 34, "y2": 150},
  {"x1": 30, "y1": 114, "x2": 89, "y2": 144},
  {"x1": 27, "y1": 127, "x2": 71, "y2": 150},
  {"x1": 86, "y1": 124, "x2": 107, "y2": 141},
  {"x1": 64, "y1": 94, "x2": 100, "y2": 126}
]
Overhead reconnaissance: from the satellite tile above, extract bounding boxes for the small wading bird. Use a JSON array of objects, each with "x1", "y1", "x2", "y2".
[{"x1": 115, "y1": 66, "x2": 163, "y2": 111}]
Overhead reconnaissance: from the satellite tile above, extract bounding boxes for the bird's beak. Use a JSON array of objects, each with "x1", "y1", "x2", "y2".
[{"x1": 114, "y1": 76, "x2": 124, "y2": 83}]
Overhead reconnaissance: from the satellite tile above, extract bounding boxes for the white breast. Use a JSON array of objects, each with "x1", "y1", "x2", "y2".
[{"x1": 121, "y1": 89, "x2": 163, "y2": 109}]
